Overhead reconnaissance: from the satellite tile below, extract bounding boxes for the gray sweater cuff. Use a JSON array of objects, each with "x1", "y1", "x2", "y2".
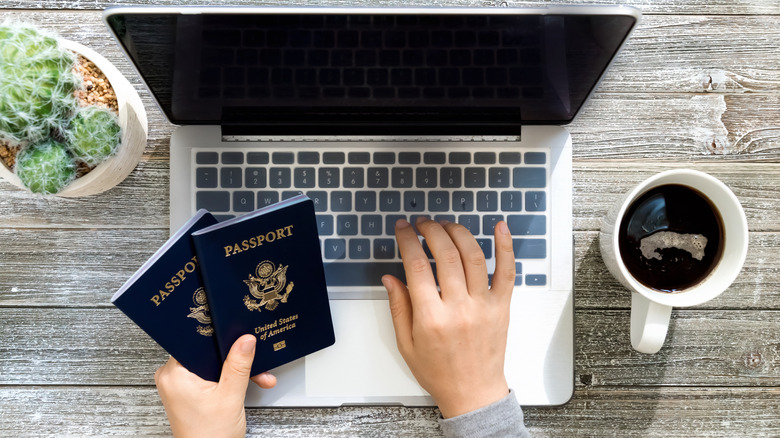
[{"x1": 438, "y1": 389, "x2": 531, "y2": 438}]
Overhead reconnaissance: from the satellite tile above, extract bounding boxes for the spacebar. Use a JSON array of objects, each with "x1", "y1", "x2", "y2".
[{"x1": 323, "y1": 262, "x2": 407, "y2": 286}]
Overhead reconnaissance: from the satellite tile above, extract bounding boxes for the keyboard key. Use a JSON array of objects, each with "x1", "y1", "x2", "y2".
[
  {"x1": 196, "y1": 191, "x2": 230, "y2": 212},
  {"x1": 318, "y1": 167, "x2": 340, "y2": 188},
  {"x1": 410, "y1": 214, "x2": 431, "y2": 233},
  {"x1": 337, "y1": 215, "x2": 358, "y2": 236},
  {"x1": 344, "y1": 168, "x2": 365, "y2": 188},
  {"x1": 525, "y1": 152, "x2": 546, "y2": 165},
  {"x1": 477, "y1": 191, "x2": 498, "y2": 211},
  {"x1": 507, "y1": 215, "x2": 546, "y2": 235},
  {"x1": 257, "y1": 191, "x2": 279, "y2": 207},
  {"x1": 428, "y1": 191, "x2": 449, "y2": 211},
  {"x1": 415, "y1": 168, "x2": 437, "y2": 188},
  {"x1": 474, "y1": 152, "x2": 496, "y2": 164},
  {"x1": 367, "y1": 167, "x2": 389, "y2": 188},
  {"x1": 355, "y1": 191, "x2": 376, "y2": 211},
  {"x1": 196, "y1": 168, "x2": 218, "y2": 188},
  {"x1": 449, "y1": 191, "x2": 473, "y2": 212},
  {"x1": 306, "y1": 190, "x2": 327, "y2": 211},
  {"x1": 380, "y1": 191, "x2": 401, "y2": 212},
  {"x1": 434, "y1": 214, "x2": 456, "y2": 224},
  {"x1": 269, "y1": 168, "x2": 291, "y2": 187},
  {"x1": 316, "y1": 215, "x2": 334, "y2": 235},
  {"x1": 399, "y1": 152, "x2": 421, "y2": 164},
  {"x1": 476, "y1": 239, "x2": 492, "y2": 259},
  {"x1": 526, "y1": 191, "x2": 547, "y2": 211},
  {"x1": 323, "y1": 262, "x2": 406, "y2": 285},
  {"x1": 489, "y1": 168, "x2": 511, "y2": 187},
  {"x1": 391, "y1": 168, "x2": 413, "y2": 188},
  {"x1": 424, "y1": 152, "x2": 446, "y2": 164},
  {"x1": 345, "y1": 238, "x2": 371, "y2": 260},
  {"x1": 272, "y1": 152, "x2": 294, "y2": 164},
  {"x1": 440, "y1": 168, "x2": 461, "y2": 188},
  {"x1": 361, "y1": 215, "x2": 383, "y2": 235},
  {"x1": 220, "y1": 168, "x2": 242, "y2": 188},
  {"x1": 233, "y1": 191, "x2": 254, "y2": 212},
  {"x1": 373, "y1": 152, "x2": 395, "y2": 164},
  {"x1": 513, "y1": 168, "x2": 546, "y2": 188},
  {"x1": 464, "y1": 168, "x2": 486, "y2": 188},
  {"x1": 196, "y1": 152, "x2": 218, "y2": 164},
  {"x1": 501, "y1": 191, "x2": 523, "y2": 211},
  {"x1": 331, "y1": 191, "x2": 352, "y2": 212},
  {"x1": 294, "y1": 167, "x2": 316, "y2": 188},
  {"x1": 373, "y1": 239, "x2": 396, "y2": 259},
  {"x1": 298, "y1": 151, "x2": 320, "y2": 164},
  {"x1": 348, "y1": 152, "x2": 370, "y2": 164},
  {"x1": 483, "y1": 215, "x2": 504, "y2": 235},
  {"x1": 245, "y1": 168, "x2": 266, "y2": 188},
  {"x1": 247, "y1": 151, "x2": 269, "y2": 164},
  {"x1": 499, "y1": 152, "x2": 521, "y2": 164},
  {"x1": 526, "y1": 274, "x2": 547, "y2": 286},
  {"x1": 323, "y1": 152, "x2": 345, "y2": 164},
  {"x1": 214, "y1": 214, "x2": 235, "y2": 222},
  {"x1": 512, "y1": 238, "x2": 547, "y2": 259},
  {"x1": 385, "y1": 215, "x2": 407, "y2": 235},
  {"x1": 221, "y1": 152, "x2": 243, "y2": 164},
  {"x1": 282, "y1": 191, "x2": 302, "y2": 200},
  {"x1": 449, "y1": 152, "x2": 470, "y2": 164},
  {"x1": 324, "y1": 238, "x2": 346, "y2": 259},
  {"x1": 458, "y1": 215, "x2": 480, "y2": 235},
  {"x1": 404, "y1": 191, "x2": 425, "y2": 211}
]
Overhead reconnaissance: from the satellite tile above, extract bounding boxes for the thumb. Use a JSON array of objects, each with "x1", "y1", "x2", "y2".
[
  {"x1": 382, "y1": 275, "x2": 413, "y2": 355},
  {"x1": 218, "y1": 334, "x2": 256, "y2": 397}
]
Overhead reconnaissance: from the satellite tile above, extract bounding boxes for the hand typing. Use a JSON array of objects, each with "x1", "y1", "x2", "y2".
[{"x1": 382, "y1": 218, "x2": 515, "y2": 418}]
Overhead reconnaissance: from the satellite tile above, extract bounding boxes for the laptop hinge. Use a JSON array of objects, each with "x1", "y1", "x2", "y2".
[{"x1": 220, "y1": 125, "x2": 522, "y2": 142}]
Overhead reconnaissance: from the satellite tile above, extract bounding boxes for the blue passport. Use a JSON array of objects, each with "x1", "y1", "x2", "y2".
[
  {"x1": 191, "y1": 195, "x2": 335, "y2": 376},
  {"x1": 111, "y1": 209, "x2": 222, "y2": 381}
]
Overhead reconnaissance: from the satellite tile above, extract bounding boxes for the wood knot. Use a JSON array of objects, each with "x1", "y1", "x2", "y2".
[{"x1": 744, "y1": 352, "x2": 762, "y2": 370}]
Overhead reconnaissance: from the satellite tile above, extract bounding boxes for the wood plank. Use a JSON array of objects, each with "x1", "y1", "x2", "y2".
[
  {"x1": 0, "y1": 226, "x2": 777, "y2": 308},
  {"x1": 3, "y1": 0, "x2": 780, "y2": 15},
  {"x1": 1, "y1": 308, "x2": 779, "y2": 386},
  {"x1": 1, "y1": 386, "x2": 779, "y2": 437},
  {"x1": 575, "y1": 309, "x2": 780, "y2": 387}
]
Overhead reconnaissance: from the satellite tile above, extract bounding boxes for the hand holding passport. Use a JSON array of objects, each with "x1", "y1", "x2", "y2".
[{"x1": 112, "y1": 195, "x2": 335, "y2": 381}]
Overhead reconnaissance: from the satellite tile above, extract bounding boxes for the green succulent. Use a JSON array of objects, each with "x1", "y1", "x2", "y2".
[
  {"x1": 15, "y1": 139, "x2": 76, "y2": 194},
  {"x1": 0, "y1": 22, "x2": 81, "y2": 144},
  {"x1": 67, "y1": 105, "x2": 121, "y2": 166}
]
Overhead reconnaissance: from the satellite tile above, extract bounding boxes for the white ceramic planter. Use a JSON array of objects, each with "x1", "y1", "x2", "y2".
[{"x1": 0, "y1": 39, "x2": 148, "y2": 197}]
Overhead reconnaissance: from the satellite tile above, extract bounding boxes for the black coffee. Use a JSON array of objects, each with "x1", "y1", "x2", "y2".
[{"x1": 618, "y1": 184, "x2": 724, "y2": 293}]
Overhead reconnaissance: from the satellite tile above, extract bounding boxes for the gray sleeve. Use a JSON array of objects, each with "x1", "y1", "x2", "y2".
[{"x1": 438, "y1": 390, "x2": 531, "y2": 438}]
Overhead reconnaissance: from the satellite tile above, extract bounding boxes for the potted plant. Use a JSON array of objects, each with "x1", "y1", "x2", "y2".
[{"x1": 0, "y1": 21, "x2": 147, "y2": 196}]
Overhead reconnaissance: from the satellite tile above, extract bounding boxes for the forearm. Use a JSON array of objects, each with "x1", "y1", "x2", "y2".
[{"x1": 438, "y1": 389, "x2": 531, "y2": 438}]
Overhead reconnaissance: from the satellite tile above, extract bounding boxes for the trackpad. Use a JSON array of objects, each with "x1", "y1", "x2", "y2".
[{"x1": 305, "y1": 300, "x2": 427, "y2": 397}]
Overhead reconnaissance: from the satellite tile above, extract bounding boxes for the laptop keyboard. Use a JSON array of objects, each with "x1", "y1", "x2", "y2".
[{"x1": 192, "y1": 146, "x2": 550, "y2": 290}]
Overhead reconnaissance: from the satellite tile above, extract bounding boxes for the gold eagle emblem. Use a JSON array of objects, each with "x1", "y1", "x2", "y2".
[
  {"x1": 243, "y1": 260, "x2": 294, "y2": 312},
  {"x1": 187, "y1": 287, "x2": 213, "y2": 336}
]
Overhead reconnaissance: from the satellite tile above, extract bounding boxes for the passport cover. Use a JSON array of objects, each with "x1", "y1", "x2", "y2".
[
  {"x1": 191, "y1": 194, "x2": 335, "y2": 376},
  {"x1": 111, "y1": 209, "x2": 222, "y2": 381}
]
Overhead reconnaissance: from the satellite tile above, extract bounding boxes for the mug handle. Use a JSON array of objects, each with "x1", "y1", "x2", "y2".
[{"x1": 630, "y1": 292, "x2": 672, "y2": 354}]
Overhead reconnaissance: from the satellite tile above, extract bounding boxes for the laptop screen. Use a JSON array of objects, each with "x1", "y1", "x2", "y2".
[{"x1": 105, "y1": 9, "x2": 636, "y2": 134}]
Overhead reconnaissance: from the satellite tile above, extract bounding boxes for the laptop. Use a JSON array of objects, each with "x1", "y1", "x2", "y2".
[{"x1": 103, "y1": 6, "x2": 639, "y2": 407}]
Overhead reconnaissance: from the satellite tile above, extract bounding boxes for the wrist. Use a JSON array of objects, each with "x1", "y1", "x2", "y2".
[{"x1": 436, "y1": 381, "x2": 510, "y2": 419}]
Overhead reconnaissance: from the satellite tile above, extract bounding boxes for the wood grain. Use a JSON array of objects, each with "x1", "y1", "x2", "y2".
[
  {"x1": 1, "y1": 308, "x2": 778, "y2": 386},
  {"x1": 1, "y1": 386, "x2": 779, "y2": 437}
]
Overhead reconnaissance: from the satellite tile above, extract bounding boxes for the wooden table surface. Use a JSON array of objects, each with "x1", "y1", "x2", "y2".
[{"x1": 1, "y1": 1, "x2": 779, "y2": 436}]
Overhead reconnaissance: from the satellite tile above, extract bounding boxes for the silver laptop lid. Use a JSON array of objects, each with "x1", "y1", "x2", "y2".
[{"x1": 103, "y1": 6, "x2": 639, "y2": 136}]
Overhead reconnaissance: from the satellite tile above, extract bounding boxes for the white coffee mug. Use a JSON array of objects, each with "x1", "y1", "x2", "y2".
[{"x1": 600, "y1": 169, "x2": 748, "y2": 354}]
